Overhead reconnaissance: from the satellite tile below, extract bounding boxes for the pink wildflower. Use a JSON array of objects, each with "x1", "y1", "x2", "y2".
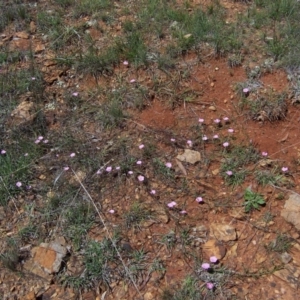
[
  {"x1": 16, "y1": 182, "x2": 22, "y2": 188},
  {"x1": 196, "y1": 197, "x2": 203, "y2": 203},
  {"x1": 106, "y1": 166, "x2": 112, "y2": 172},
  {"x1": 138, "y1": 175, "x2": 144, "y2": 182},
  {"x1": 201, "y1": 263, "x2": 210, "y2": 270},
  {"x1": 165, "y1": 162, "x2": 172, "y2": 168},
  {"x1": 206, "y1": 282, "x2": 214, "y2": 290},
  {"x1": 210, "y1": 256, "x2": 218, "y2": 263},
  {"x1": 167, "y1": 201, "x2": 177, "y2": 208}
]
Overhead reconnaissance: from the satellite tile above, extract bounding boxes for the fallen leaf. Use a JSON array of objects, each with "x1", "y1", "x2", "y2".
[{"x1": 175, "y1": 159, "x2": 187, "y2": 175}]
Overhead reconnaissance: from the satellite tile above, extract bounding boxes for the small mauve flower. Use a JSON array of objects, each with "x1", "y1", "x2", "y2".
[
  {"x1": 123, "y1": 61, "x2": 129, "y2": 65},
  {"x1": 16, "y1": 182, "x2": 22, "y2": 188},
  {"x1": 43, "y1": 139, "x2": 49, "y2": 144},
  {"x1": 282, "y1": 167, "x2": 288, "y2": 173},
  {"x1": 64, "y1": 166, "x2": 69, "y2": 171},
  {"x1": 115, "y1": 166, "x2": 120, "y2": 170},
  {"x1": 202, "y1": 135, "x2": 208, "y2": 141},
  {"x1": 180, "y1": 210, "x2": 187, "y2": 214},
  {"x1": 72, "y1": 92, "x2": 78, "y2": 97},
  {"x1": 128, "y1": 171, "x2": 133, "y2": 175},
  {"x1": 136, "y1": 160, "x2": 142, "y2": 165},
  {"x1": 38, "y1": 136, "x2": 43, "y2": 140},
  {"x1": 210, "y1": 256, "x2": 218, "y2": 263},
  {"x1": 226, "y1": 170, "x2": 233, "y2": 176},
  {"x1": 108, "y1": 209, "x2": 115, "y2": 214},
  {"x1": 198, "y1": 118, "x2": 204, "y2": 123},
  {"x1": 70, "y1": 153, "x2": 76, "y2": 157},
  {"x1": 106, "y1": 166, "x2": 112, "y2": 172},
  {"x1": 201, "y1": 263, "x2": 210, "y2": 270},
  {"x1": 170, "y1": 138, "x2": 176, "y2": 142},
  {"x1": 138, "y1": 175, "x2": 144, "y2": 182},
  {"x1": 26, "y1": 185, "x2": 32, "y2": 190},
  {"x1": 223, "y1": 117, "x2": 229, "y2": 121},
  {"x1": 165, "y1": 162, "x2": 172, "y2": 168},
  {"x1": 167, "y1": 201, "x2": 177, "y2": 208},
  {"x1": 130, "y1": 79, "x2": 136, "y2": 83},
  {"x1": 262, "y1": 152, "x2": 268, "y2": 157},
  {"x1": 139, "y1": 144, "x2": 144, "y2": 149},
  {"x1": 196, "y1": 197, "x2": 203, "y2": 203},
  {"x1": 213, "y1": 134, "x2": 219, "y2": 139},
  {"x1": 206, "y1": 282, "x2": 214, "y2": 290},
  {"x1": 243, "y1": 88, "x2": 249, "y2": 94},
  {"x1": 228, "y1": 128, "x2": 234, "y2": 133},
  {"x1": 187, "y1": 140, "x2": 193, "y2": 147},
  {"x1": 31, "y1": 77, "x2": 36, "y2": 80},
  {"x1": 214, "y1": 119, "x2": 221, "y2": 124},
  {"x1": 24, "y1": 153, "x2": 28, "y2": 157},
  {"x1": 150, "y1": 190, "x2": 156, "y2": 195},
  {"x1": 223, "y1": 142, "x2": 229, "y2": 148},
  {"x1": 35, "y1": 139, "x2": 40, "y2": 144},
  {"x1": 1, "y1": 150, "x2": 6, "y2": 155}
]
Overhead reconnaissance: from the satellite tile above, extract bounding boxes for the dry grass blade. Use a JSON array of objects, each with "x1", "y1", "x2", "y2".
[{"x1": 70, "y1": 168, "x2": 143, "y2": 299}]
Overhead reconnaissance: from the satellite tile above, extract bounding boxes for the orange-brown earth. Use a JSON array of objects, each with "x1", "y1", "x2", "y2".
[{"x1": 1, "y1": 1, "x2": 300, "y2": 300}]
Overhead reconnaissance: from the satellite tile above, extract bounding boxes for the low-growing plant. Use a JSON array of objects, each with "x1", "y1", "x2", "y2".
[
  {"x1": 162, "y1": 276, "x2": 202, "y2": 300},
  {"x1": 60, "y1": 275, "x2": 88, "y2": 290},
  {"x1": 153, "y1": 158, "x2": 174, "y2": 181},
  {"x1": 18, "y1": 224, "x2": 40, "y2": 243},
  {"x1": 64, "y1": 202, "x2": 94, "y2": 250},
  {"x1": 223, "y1": 169, "x2": 248, "y2": 187},
  {"x1": 255, "y1": 170, "x2": 284, "y2": 186},
  {"x1": 160, "y1": 230, "x2": 177, "y2": 251},
  {"x1": 127, "y1": 249, "x2": 148, "y2": 282},
  {"x1": 61, "y1": 236, "x2": 121, "y2": 290},
  {"x1": 249, "y1": 91, "x2": 287, "y2": 122},
  {"x1": 243, "y1": 188, "x2": 265, "y2": 212},
  {"x1": 123, "y1": 202, "x2": 153, "y2": 230},
  {"x1": 83, "y1": 238, "x2": 119, "y2": 287},
  {"x1": 0, "y1": 142, "x2": 40, "y2": 206},
  {"x1": 228, "y1": 53, "x2": 243, "y2": 68},
  {"x1": 221, "y1": 145, "x2": 260, "y2": 186},
  {"x1": 0, "y1": 0, "x2": 29, "y2": 32},
  {"x1": 0, "y1": 238, "x2": 20, "y2": 271},
  {"x1": 76, "y1": 46, "x2": 120, "y2": 77},
  {"x1": 73, "y1": 0, "x2": 112, "y2": 18},
  {"x1": 266, "y1": 233, "x2": 293, "y2": 253}
]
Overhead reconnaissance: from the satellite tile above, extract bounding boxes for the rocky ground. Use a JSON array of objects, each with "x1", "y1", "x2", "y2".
[{"x1": 1, "y1": 0, "x2": 300, "y2": 299}]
